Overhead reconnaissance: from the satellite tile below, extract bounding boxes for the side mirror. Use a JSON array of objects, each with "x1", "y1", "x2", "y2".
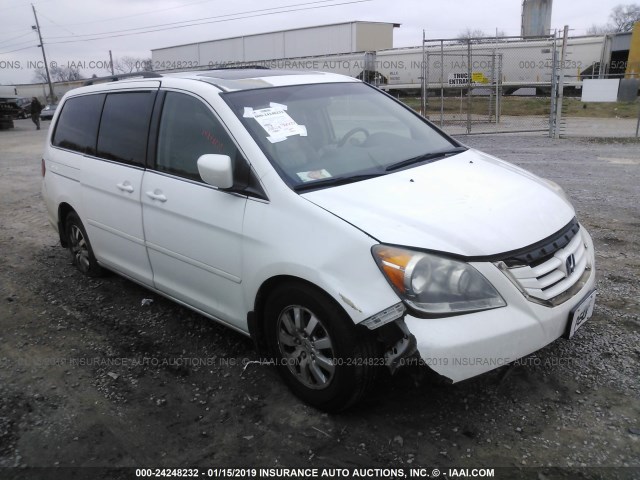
[{"x1": 197, "y1": 154, "x2": 233, "y2": 189}]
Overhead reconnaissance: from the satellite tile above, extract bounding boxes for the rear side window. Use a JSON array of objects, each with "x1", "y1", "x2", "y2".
[
  {"x1": 52, "y1": 94, "x2": 105, "y2": 155},
  {"x1": 97, "y1": 91, "x2": 155, "y2": 167},
  {"x1": 156, "y1": 92, "x2": 238, "y2": 181}
]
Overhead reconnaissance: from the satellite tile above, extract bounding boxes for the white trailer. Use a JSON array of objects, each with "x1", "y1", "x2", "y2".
[
  {"x1": 374, "y1": 36, "x2": 605, "y2": 91},
  {"x1": 152, "y1": 24, "x2": 606, "y2": 92},
  {"x1": 0, "y1": 85, "x2": 18, "y2": 97}
]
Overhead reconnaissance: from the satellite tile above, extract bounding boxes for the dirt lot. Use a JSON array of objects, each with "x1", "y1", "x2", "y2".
[{"x1": 0, "y1": 119, "x2": 639, "y2": 479}]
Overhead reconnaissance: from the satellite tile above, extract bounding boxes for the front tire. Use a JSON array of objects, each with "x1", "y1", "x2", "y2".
[
  {"x1": 64, "y1": 211, "x2": 103, "y2": 277},
  {"x1": 265, "y1": 282, "x2": 380, "y2": 412}
]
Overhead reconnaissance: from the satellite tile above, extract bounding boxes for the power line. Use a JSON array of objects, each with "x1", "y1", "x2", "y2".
[
  {"x1": 0, "y1": 31, "x2": 32, "y2": 46},
  {"x1": 44, "y1": 0, "x2": 370, "y2": 42},
  {"x1": 52, "y1": 0, "x2": 222, "y2": 28},
  {"x1": 44, "y1": 0, "x2": 349, "y2": 39},
  {"x1": 36, "y1": 10, "x2": 77, "y2": 36},
  {"x1": 0, "y1": 45, "x2": 36, "y2": 55},
  {"x1": 0, "y1": 40, "x2": 35, "y2": 52},
  {"x1": 0, "y1": 38, "x2": 35, "y2": 50},
  {"x1": 0, "y1": 0, "x2": 57, "y2": 12}
]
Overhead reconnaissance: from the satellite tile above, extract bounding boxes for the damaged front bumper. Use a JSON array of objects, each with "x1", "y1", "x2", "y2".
[{"x1": 401, "y1": 258, "x2": 597, "y2": 383}]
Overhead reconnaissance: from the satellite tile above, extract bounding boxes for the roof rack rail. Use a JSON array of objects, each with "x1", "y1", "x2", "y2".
[
  {"x1": 209, "y1": 65, "x2": 270, "y2": 70},
  {"x1": 83, "y1": 71, "x2": 162, "y2": 86}
]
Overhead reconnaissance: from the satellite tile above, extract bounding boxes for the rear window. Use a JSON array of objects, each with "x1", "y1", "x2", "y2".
[
  {"x1": 97, "y1": 92, "x2": 155, "y2": 167},
  {"x1": 52, "y1": 94, "x2": 105, "y2": 155}
]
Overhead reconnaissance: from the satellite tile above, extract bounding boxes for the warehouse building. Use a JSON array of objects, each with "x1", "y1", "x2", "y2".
[{"x1": 151, "y1": 21, "x2": 399, "y2": 70}]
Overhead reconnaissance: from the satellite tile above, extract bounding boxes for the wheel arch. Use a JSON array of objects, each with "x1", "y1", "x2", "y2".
[{"x1": 248, "y1": 274, "x2": 362, "y2": 356}]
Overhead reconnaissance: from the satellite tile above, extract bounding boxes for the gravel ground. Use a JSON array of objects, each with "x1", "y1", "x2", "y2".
[{"x1": 0, "y1": 119, "x2": 639, "y2": 479}]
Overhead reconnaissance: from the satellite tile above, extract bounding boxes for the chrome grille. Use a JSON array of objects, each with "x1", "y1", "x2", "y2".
[{"x1": 499, "y1": 226, "x2": 593, "y2": 306}]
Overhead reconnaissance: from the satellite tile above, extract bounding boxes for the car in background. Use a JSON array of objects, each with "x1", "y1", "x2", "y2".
[
  {"x1": 14, "y1": 97, "x2": 32, "y2": 119},
  {"x1": 40, "y1": 104, "x2": 58, "y2": 121},
  {"x1": 0, "y1": 99, "x2": 19, "y2": 130},
  {"x1": 0, "y1": 97, "x2": 32, "y2": 119}
]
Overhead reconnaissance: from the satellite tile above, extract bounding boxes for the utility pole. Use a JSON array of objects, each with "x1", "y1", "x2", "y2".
[
  {"x1": 109, "y1": 50, "x2": 115, "y2": 75},
  {"x1": 31, "y1": 4, "x2": 54, "y2": 102}
]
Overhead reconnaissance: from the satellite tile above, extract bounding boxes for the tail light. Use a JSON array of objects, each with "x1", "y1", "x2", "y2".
[{"x1": 41, "y1": 158, "x2": 46, "y2": 177}]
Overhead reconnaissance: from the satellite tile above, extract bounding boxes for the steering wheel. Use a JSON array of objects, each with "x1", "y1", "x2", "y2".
[{"x1": 337, "y1": 127, "x2": 370, "y2": 147}]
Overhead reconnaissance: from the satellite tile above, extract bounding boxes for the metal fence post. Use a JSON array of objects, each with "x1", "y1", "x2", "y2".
[
  {"x1": 421, "y1": 30, "x2": 426, "y2": 117},
  {"x1": 497, "y1": 53, "x2": 502, "y2": 124},
  {"x1": 554, "y1": 25, "x2": 569, "y2": 139},
  {"x1": 426, "y1": 49, "x2": 430, "y2": 119},
  {"x1": 636, "y1": 100, "x2": 640, "y2": 138},
  {"x1": 490, "y1": 49, "x2": 496, "y2": 124},
  {"x1": 467, "y1": 39, "x2": 472, "y2": 134},
  {"x1": 549, "y1": 33, "x2": 558, "y2": 137},
  {"x1": 440, "y1": 40, "x2": 444, "y2": 128}
]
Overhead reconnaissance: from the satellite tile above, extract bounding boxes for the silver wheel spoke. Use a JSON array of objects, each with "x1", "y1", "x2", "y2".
[
  {"x1": 79, "y1": 254, "x2": 90, "y2": 269},
  {"x1": 288, "y1": 347, "x2": 303, "y2": 360},
  {"x1": 281, "y1": 312, "x2": 296, "y2": 336},
  {"x1": 278, "y1": 329, "x2": 297, "y2": 347},
  {"x1": 314, "y1": 353, "x2": 335, "y2": 375},
  {"x1": 309, "y1": 360, "x2": 328, "y2": 385},
  {"x1": 292, "y1": 307, "x2": 302, "y2": 330},
  {"x1": 299, "y1": 357, "x2": 313, "y2": 384},
  {"x1": 313, "y1": 337, "x2": 332, "y2": 350},
  {"x1": 304, "y1": 315, "x2": 319, "y2": 336},
  {"x1": 75, "y1": 227, "x2": 82, "y2": 242}
]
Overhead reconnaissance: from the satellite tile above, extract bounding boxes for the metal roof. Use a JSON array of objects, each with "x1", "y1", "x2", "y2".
[{"x1": 152, "y1": 21, "x2": 400, "y2": 52}]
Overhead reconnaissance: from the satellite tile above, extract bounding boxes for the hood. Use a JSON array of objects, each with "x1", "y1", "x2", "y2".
[{"x1": 302, "y1": 149, "x2": 575, "y2": 257}]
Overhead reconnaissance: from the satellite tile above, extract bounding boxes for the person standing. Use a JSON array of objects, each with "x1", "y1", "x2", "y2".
[{"x1": 30, "y1": 97, "x2": 43, "y2": 130}]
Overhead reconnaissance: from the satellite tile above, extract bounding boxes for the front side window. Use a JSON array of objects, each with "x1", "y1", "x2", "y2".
[
  {"x1": 223, "y1": 82, "x2": 461, "y2": 191},
  {"x1": 97, "y1": 91, "x2": 155, "y2": 167},
  {"x1": 52, "y1": 94, "x2": 105, "y2": 155},
  {"x1": 156, "y1": 92, "x2": 238, "y2": 182}
]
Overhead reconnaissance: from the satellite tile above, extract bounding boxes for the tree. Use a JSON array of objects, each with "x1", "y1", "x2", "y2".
[
  {"x1": 610, "y1": 3, "x2": 640, "y2": 31},
  {"x1": 457, "y1": 28, "x2": 507, "y2": 43},
  {"x1": 113, "y1": 56, "x2": 153, "y2": 74},
  {"x1": 586, "y1": 24, "x2": 614, "y2": 35},
  {"x1": 50, "y1": 65, "x2": 84, "y2": 82},
  {"x1": 32, "y1": 65, "x2": 83, "y2": 83},
  {"x1": 457, "y1": 28, "x2": 487, "y2": 41},
  {"x1": 33, "y1": 67, "x2": 49, "y2": 83},
  {"x1": 586, "y1": 3, "x2": 639, "y2": 35}
]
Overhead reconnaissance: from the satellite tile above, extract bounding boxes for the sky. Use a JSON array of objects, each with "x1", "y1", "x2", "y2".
[{"x1": 0, "y1": 0, "x2": 628, "y2": 85}]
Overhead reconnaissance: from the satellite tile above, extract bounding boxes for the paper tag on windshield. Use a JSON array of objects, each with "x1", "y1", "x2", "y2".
[
  {"x1": 296, "y1": 169, "x2": 332, "y2": 182},
  {"x1": 243, "y1": 103, "x2": 307, "y2": 143}
]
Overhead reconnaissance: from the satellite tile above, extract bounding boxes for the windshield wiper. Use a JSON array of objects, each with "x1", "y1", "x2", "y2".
[
  {"x1": 293, "y1": 173, "x2": 385, "y2": 192},
  {"x1": 385, "y1": 146, "x2": 468, "y2": 172}
]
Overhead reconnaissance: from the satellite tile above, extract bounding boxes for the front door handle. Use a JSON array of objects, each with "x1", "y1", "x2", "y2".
[
  {"x1": 116, "y1": 182, "x2": 134, "y2": 193},
  {"x1": 146, "y1": 190, "x2": 167, "y2": 202}
]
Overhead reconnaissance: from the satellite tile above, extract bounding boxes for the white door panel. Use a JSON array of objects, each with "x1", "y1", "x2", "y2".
[
  {"x1": 142, "y1": 171, "x2": 247, "y2": 325},
  {"x1": 81, "y1": 159, "x2": 153, "y2": 285}
]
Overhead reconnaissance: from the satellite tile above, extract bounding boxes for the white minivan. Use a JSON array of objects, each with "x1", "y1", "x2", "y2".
[{"x1": 42, "y1": 69, "x2": 596, "y2": 411}]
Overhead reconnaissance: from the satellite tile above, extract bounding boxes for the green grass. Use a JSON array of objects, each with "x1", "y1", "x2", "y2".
[{"x1": 400, "y1": 96, "x2": 639, "y2": 118}]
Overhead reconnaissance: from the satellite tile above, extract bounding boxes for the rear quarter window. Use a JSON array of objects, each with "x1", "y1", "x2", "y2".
[
  {"x1": 96, "y1": 91, "x2": 155, "y2": 167},
  {"x1": 52, "y1": 94, "x2": 105, "y2": 155}
]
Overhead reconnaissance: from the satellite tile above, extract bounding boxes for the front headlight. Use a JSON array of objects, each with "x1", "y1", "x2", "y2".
[{"x1": 372, "y1": 245, "x2": 506, "y2": 316}]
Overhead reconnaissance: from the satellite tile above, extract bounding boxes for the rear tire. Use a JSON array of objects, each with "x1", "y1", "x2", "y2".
[
  {"x1": 265, "y1": 282, "x2": 380, "y2": 412},
  {"x1": 64, "y1": 211, "x2": 103, "y2": 277}
]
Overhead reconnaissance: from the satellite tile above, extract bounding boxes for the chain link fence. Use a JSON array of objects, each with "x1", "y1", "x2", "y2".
[{"x1": 418, "y1": 35, "x2": 559, "y2": 135}]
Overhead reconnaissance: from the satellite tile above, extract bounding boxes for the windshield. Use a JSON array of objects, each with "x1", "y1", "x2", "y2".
[{"x1": 223, "y1": 82, "x2": 461, "y2": 190}]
